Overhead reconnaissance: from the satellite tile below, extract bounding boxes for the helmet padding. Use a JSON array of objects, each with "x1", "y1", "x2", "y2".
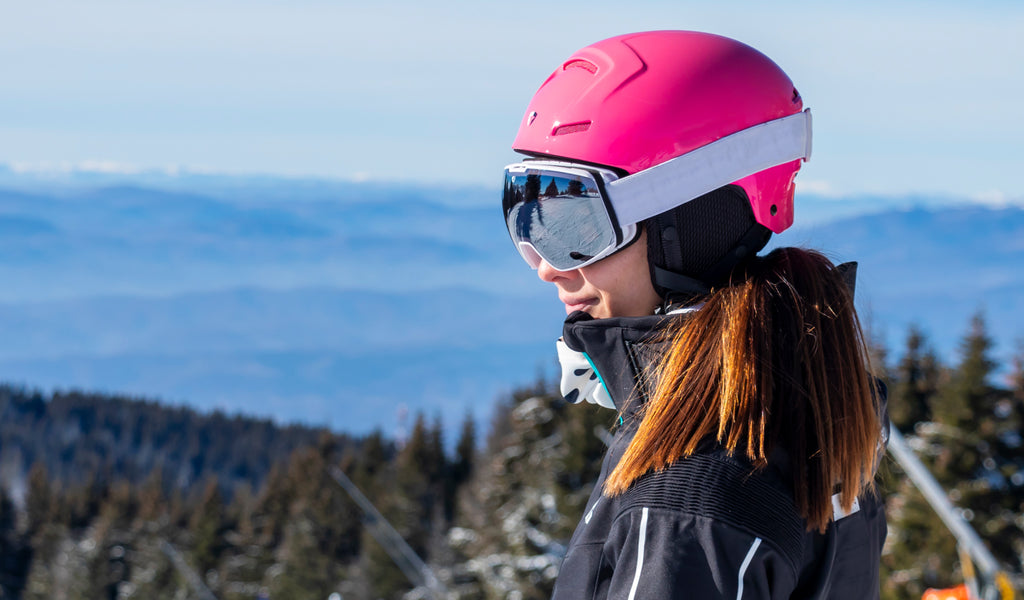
[{"x1": 644, "y1": 185, "x2": 772, "y2": 301}]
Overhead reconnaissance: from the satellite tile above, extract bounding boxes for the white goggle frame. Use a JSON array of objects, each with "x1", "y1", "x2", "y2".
[{"x1": 505, "y1": 109, "x2": 812, "y2": 271}]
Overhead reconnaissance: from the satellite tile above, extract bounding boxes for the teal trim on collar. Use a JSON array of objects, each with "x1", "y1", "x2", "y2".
[{"x1": 582, "y1": 351, "x2": 615, "y2": 410}]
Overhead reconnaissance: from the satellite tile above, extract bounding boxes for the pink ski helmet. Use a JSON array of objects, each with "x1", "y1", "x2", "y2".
[{"x1": 511, "y1": 30, "x2": 810, "y2": 298}]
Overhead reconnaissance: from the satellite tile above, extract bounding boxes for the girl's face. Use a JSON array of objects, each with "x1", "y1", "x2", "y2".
[{"x1": 537, "y1": 229, "x2": 661, "y2": 319}]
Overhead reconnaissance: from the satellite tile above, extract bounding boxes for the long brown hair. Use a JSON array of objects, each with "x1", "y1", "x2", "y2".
[{"x1": 604, "y1": 247, "x2": 883, "y2": 532}]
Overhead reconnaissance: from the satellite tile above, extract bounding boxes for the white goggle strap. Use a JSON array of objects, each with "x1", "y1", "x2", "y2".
[{"x1": 606, "y1": 109, "x2": 812, "y2": 227}]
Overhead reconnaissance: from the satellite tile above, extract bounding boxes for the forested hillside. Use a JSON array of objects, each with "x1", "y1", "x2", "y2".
[
  {"x1": 0, "y1": 387, "x2": 351, "y2": 495},
  {"x1": 0, "y1": 373, "x2": 610, "y2": 599},
  {"x1": 0, "y1": 312, "x2": 1022, "y2": 599}
]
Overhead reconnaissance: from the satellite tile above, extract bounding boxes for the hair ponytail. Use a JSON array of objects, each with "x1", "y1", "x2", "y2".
[{"x1": 604, "y1": 247, "x2": 883, "y2": 532}]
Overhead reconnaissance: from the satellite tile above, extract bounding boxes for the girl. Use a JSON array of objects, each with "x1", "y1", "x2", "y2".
[{"x1": 502, "y1": 31, "x2": 888, "y2": 599}]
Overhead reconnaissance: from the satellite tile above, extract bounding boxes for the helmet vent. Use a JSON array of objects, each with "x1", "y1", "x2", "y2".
[
  {"x1": 563, "y1": 59, "x2": 598, "y2": 74},
  {"x1": 552, "y1": 121, "x2": 592, "y2": 136}
]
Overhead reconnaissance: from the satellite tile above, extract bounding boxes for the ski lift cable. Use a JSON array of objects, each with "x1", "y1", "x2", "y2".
[
  {"x1": 328, "y1": 466, "x2": 450, "y2": 600},
  {"x1": 159, "y1": 539, "x2": 219, "y2": 600},
  {"x1": 887, "y1": 424, "x2": 1015, "y2": 599}
]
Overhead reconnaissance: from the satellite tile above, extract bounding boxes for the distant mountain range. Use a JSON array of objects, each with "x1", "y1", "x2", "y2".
[
  {"x1": 1, "y1": 169, "x2": 1021, "y2": 436},
  {"x1": 776, "y1": 204, "x2": 1024, "y2": 360}
]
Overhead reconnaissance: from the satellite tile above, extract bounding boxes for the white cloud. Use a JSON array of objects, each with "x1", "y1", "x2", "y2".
[
  {"x1": 4, "y1": 160, "x2": 182, "y2": 176},
  {"x1": 796, "y1": 179, "x2": 842, "y2": 197},
  {"x1": 77, "y1": 160, "x2": 143, "y2": 174},
  {"x1": 969, "y1": 190, "x2": 1024, "y2": 208}
]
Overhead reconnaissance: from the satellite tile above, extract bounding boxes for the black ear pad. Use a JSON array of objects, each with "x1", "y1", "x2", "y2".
[{"x1": 644, "y1": 185, "x2": 772, "y2": 300}]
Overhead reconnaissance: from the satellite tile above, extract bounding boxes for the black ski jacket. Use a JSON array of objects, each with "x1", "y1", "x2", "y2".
[{"x1": 551, "y1": 311, "x2": 887, "y2": 600}]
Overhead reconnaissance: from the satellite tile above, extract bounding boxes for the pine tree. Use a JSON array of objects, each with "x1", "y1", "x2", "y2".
[
  {"x1": 22, "y1": 461, "x2": 67, "y2": 595},
  {"x1": 427, "y1": 415, "x2": 445, "y2": 488},
  {"x1": 866, "y1": 323, "x2": 892, "y2": 387},
  {"x1": 59, "y1": 469, "x2": 109, "y2": 531},
  {"x1": 98, "y1": 479, "x2": 139, "y2": 535},
  {"x1": 358, "y1": 450, "x2": 413, "y2": 600},
  {"x1": 890, "y1": 325, "x2": 940, "y2": 432},
  {"x1": 359, "y1": 524, "x2": 411, "y2": 600},
  {"x1": 880, "y1": 340, "x2": 959, "y2": 600},
  {"x1": 273, "y1": 437, "x2": 359, "y2": 579},
  {"x1": 883, "y1": 313, "x2": 1024, "y2": 598},
  {"x1": 879, "y1": 470, "x2": 960, "y2": 600},
  {"x1": 350, "y1": 429, "x2": 391, "y2": 493},
  {"x1": 188, "y1": 477, "x2": 226, "y2": 577},
  {"x1": 1012, "y1": 340, "x2": 1024, "y2": 409},
  {"x1": 450, "y1": 412, "x2": 477, "y2": 522},
  {"x1": 25, "y1": 461, "x2": 55, "y2": 537},
  {"x1": 1009, "y1": 341, "x2": 1024, "y2": 558},
  {"x1": 453, "y1": 413, "x2": 476, "y2": 486},
  {"x1": 983, "y1": 340, "x2": 1024, "y2": 575},
  {"x1": 447, "y1": 378, "x2": 607, "y2": 599},
  {"x1": 932, "y1": 312, "x2": 998, "y2": 433},
  {"x1": 925, "y1": 313, "x2": 996, "y2": 490},
  {"x1": 251, "y1": 462, "x2": 294, "y2": 549},
  {"x1": 394, "y1": 413, "x2": 433, "y2": 559},
  {"x1": 0, "y1": 486, "x2": 30, "y2": 598},
  {"x1": 269, "y1": 512, "x2": 339, "y2": 600},
  {"x1": 0, "y1": 485, "x2": 14, "y2": 552},
  {"x1": 136, "y1": 467, "x2": 167, "y2": 525}
]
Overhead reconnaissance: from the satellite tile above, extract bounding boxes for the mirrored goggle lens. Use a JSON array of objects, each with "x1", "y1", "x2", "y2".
[{"x1": 503, "y1": 168, "x2": 618, "y2": 271}]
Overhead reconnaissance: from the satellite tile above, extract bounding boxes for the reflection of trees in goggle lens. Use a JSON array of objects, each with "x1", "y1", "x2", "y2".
[
  {"x1": 544, "y1": 179, "x2": 559, "y2": 197},
  {"x1": 525, "y1": 174, "x2": 541, "y2": 201}
]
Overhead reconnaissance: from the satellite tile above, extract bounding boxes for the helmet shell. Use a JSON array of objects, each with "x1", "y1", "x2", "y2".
[{"x1": 512, "y1": 30, "x2": 805, "y2": 233}]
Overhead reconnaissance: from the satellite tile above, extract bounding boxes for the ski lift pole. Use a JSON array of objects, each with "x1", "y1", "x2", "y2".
[
  {"x1": 886, "y1": 424, "x2": 1011, "y2": 600},
  {"x1": 159, "y1": 539, "x2": 219, "y2": 600},
  {"x1": 328, "y1": 466, "x2": 449, "y2": 600}
]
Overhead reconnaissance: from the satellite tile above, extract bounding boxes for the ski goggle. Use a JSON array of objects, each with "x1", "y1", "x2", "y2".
[
  {"x1": 503, "y1": 161, "x2": 635, "y2": 270},
  {"x1": 502, "y1": 109, "x2": 813, "y2": 271}
]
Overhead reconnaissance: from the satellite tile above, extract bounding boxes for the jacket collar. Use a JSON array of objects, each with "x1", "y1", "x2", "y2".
[{"x1": 560, "y1": 310, "x2": 677, "y2": 418}]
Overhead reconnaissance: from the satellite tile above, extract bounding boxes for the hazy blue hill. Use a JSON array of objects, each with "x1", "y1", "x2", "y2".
[
  {"x1": 797, "y1": 205, "x2": 1024, "y2": 269},
  {"x1": 0, "y1": 214, "x2": 58, "y2": 236},
  {"x1": 0, "y1": 343, "x2": 556, "y2": 436},
  {"x1": 0, "y1": 184, "x2": 528, "y2": 303},
  {"x1": 0, "y1": 177, "x2": 558, "y2": 433},
  {"x1": 0, "y1": 286, "x2": 562, "y2": 358},
  {"x1": 0, "y1": 284, "x2": 564, "y2": 433},
  {"x1": 779, "y1": 204, "x2": 1024, "y2": 357},
  {"x1": 1, "y1": 173, "x2": 1021, "y2": 435},
  {"x1": 792, "y1": 192, "x2": 970, "y2": 226}
]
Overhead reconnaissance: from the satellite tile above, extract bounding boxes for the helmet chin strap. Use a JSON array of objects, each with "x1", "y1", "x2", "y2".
[{"x1": 652, "y1": 266, "x2": 711, "y2": 299}]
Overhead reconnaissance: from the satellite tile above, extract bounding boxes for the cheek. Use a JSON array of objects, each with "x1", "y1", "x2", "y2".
[
  {"x1": 615, "y1": 278, "x2": 659, "y2": 316},
  {"x1": 587, "y1": 258, "x2": 659, "y2": 317}
]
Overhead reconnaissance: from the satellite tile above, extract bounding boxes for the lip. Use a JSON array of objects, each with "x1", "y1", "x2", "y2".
[{"x1": 561, "y1": 296, "x2": 597, "y2": 314}]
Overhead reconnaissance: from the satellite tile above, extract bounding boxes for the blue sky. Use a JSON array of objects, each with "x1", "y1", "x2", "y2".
[{"x1": 2, "y1": 1, "x2": 1022, "y2": 201}]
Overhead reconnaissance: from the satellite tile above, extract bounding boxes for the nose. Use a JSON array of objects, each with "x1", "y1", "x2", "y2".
[{"x1": 537, "y1": 259, "x2": 576, "y2": 283}]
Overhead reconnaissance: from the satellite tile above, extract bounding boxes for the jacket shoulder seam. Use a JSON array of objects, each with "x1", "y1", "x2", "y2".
[{"x1": 610, "y1": 453, "x2": 805, "y2": 571}]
